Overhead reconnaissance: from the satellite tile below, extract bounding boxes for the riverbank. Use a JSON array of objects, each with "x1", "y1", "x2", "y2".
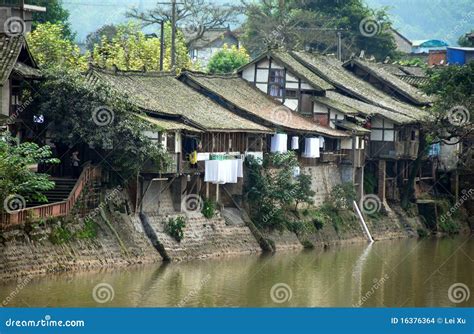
[
  {"x1": 0, "y1": 203, "x2": 471, "y2": 282},
  {"x1": 1, "y1": 236, "x2": 472, "y2": 307},
  {"x1": 0, "y1": 212, "x2": 161, "y2": 282}
]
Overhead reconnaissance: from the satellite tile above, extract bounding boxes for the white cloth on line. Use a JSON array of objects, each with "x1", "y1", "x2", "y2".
[
  {"x1": 291, "y1": 136, "x2": 299, "y2": 150},
  {"x1": 204, "y1": 159, "x2": 242, "y2": 184},
  {"x1": 319, "y1": 136, "x2": 325, "y2": 149},
  {"x1": 293, "y1": 166, "x2": 301, "y2": 177},
  {"x1": 302, "y1": 137, "x2": 320, "y2": 158},
  {"x1": 270, "y1": 133, "x2": 288, "y2": 153}
]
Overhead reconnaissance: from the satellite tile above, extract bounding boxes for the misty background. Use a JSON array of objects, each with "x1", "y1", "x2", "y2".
[{"x1": 63, "y1": 0, "x2": 473, "y2": 45}]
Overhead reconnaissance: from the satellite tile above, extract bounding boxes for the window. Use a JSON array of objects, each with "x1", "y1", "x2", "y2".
[
  {"x1": 268, "y1": 69, "x2": 285, "y2": 97},
  {"x1": 285, "y1": 89, "x2": 298, "y2": 99}
]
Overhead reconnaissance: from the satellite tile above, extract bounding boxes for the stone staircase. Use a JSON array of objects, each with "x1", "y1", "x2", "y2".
[{"x1": 26, "y1": 178, "x2": 77, "y2": 208}]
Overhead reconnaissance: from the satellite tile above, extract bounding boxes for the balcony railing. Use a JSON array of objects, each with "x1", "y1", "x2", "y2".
[
  {"x1": 368, "y1": 140, "x2": 419, "y2": 160},
  {"x1": 1, "y1": 162, "x2": 101, "y2": 229}
]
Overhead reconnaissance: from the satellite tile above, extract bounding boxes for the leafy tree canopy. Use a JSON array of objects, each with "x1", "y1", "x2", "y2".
[
  {"x1": 242, "y1": 0, "x2": 396, "y2": 60},
  {"x1": 27, "y1": 23, "x2": 88, "y2": 71},
  {"x1": 32, "y1": 67, "x2": 170, "y2": 181},
  {"x1": 245, "y1": 151, "x2": 314, "y2": 231},
  {"x1": 458, "y1": 30, "x2": 474, "y2": 47},
  {"x1": 0, "y1": 131, "x2": 59, "y2": 210},
  {"x1": 207, "y1": 44, "x2": 250, "y2": 74},
  {"x1": 29, "y1": 0, "x2": 75, "y2": 40},
  {"x1": 91, "y1": 21, "x2": 192, "y2": 71}
]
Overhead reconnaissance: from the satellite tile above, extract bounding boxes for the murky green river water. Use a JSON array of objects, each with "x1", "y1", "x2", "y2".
[{"x1": 1, "y1": 236, "x2": 472, "y2": 307}]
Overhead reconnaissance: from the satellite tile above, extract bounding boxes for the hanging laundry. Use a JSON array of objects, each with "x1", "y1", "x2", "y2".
[
  {"x1": 291, "y1": 136, "x2": 299, "y2": 150},
  {"x1": 302, "y1": 137, "x2": 320, "y2": 158},
  {"x1": 318, "y1": 136, "x2": 325, "y2": 149},
  {"x1": 271, "y1": 133, "x2": 288, "y2": 153},
  {"x1": 293, "y1": 166, "x2": 301, "y2": 178}
]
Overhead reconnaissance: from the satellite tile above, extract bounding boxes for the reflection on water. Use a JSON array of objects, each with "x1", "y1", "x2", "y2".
[{"x1": 1, "y1": 236, "x2": 472, "y2": 307}]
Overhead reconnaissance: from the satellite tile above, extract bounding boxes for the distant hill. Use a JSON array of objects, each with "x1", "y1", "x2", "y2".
[
  {"x1": 365, "y1": 0, "x2": 474, "y2": 45},
  {"x1": 64, "y1": 0, "x2": 473, "y2": 46}
]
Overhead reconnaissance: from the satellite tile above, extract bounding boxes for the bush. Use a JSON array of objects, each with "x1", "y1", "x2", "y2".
[
  {"x1": 202, "y1": 199, "x2": 216, "y2": 219},
  {"x1": 417, "y1": 228, "x2": 429, "y2": 238},
  {"x1": 49, "y1": 225, "x2": 73, "y2": 244},
  {"x1": 75, "y1": 218, "x2": 98, "y2": 239},
  {"x1": 164, "y1": 216, "x2": 186, "y2": 242}
]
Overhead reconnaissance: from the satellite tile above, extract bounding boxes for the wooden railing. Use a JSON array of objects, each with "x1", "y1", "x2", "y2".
[{"x1": 0, "y1": 162, "x2": 101, "y2": 229}]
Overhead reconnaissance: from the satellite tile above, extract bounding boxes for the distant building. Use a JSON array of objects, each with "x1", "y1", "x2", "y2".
[
  {"x1": 428, "y1": 50, "x2": 446, "y2": 66},
  {"x1": 446, "y1": 47, "x2": 474, "y2": 65},
  {"x1": 389, "y1": 28, "x2": 413, "y2": 54},
  {"x1": 411, "y1": 39, "x2": 449, "y2": 54},
  {"x1": 185, "y1": 27, "x2": 240, "y2": 67}
]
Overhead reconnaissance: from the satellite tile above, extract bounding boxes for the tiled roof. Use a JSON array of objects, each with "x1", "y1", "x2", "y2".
[
  {"x1": 335, "y1": 120, "x2": 370, "y2": 134},
  {"x1": 137, "y1": 114, "x2": 203, "y2": 132},
  {"x1": 87, "y1": 68, "x2": 271, "y2": 133},
  {"x1": 320, "y1": 91, "x2": 416, "y2": 124},
  {"x1": 180, "y1": 71, "x2": 348, "y2": 138},
  {"x1": 343, "y1": 58, "x2": 432, "y2": 105},
  {"x1": 238, "y1": 49, "x2": 334, "y2": 92},
  {"x1": 290, "y1": 51, "x2": 428, "y2": 121},
  {"x1": 0, "y1": 33, "x2": 24, "y2": 85},
  {"x1": 397, "y1": 75, "x2": 430, "y2": 88},
  {"x1": 185, "y1": 28, "x2": 238, "y2": 49},
  {"x1": 13, "y1": 62, "x2": 41, "y2": 79}
]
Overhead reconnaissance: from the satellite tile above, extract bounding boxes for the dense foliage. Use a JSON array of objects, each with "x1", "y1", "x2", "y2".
[
  {"x1": 245, "y1": 151, "x2": 314, "y2": 231},
  {"x1": 91, "y1": 22, "x2": 192, "y2": 71},
  {"x1": 242, "y1": 0, "x2": 396, "y2": 60},
  {"x1": 458, "y1": 31, "x2": 474, "y2": 47},
  {"x1": 32, "y1": 68, "x2": 170, "y2": 181},
  {"x1": 164, "y1": 216, "x2": 186, "y2": 242},
  {"x1": 0, "y1": 132, "x2": 59, "y2": 210},
  {"x1": 29, "y1": 0, "x2": 75, "y2": 40},
  {"x1": 27, "y1": 23, "x2": 88, "y2": 71},
  {"x1": 207, "y1": 44, "x2": 250, "y2": 74}
]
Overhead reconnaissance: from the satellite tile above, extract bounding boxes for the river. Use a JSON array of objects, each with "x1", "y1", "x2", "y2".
[{"x1": 1, "y1": 236, "x2": 472, "y2": 307}]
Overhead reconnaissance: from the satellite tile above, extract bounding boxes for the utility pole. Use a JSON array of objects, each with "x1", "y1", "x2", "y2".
[
  {"x1": 337, "y1": 31, "x2": 342, "y2": 61},
  {"x1": 171, "y1": 0, "x2": 177, "y2": 69},
  {"x1": 160, "y1": 20, "x2": 164, "y2": 71}
]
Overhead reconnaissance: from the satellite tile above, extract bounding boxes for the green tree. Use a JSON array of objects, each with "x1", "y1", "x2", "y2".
[
  {"x1": 0, "y1": 131, "x2": 59, "y2": 210},
  {"x1": 458, "y1": 30, "x2": 474, "y2": 47},
  {"x1": 242, "y1": 0, "x2": 396, "y2": 60},
  {"x1": 207, "y1": 44, "x2": 250, "y2": 74},
  {"x1": 85, "y1": 24, "x2": 119, "y2": 52},
  {"x1": 401, "y1": 62, "x2": 474, "y2": 208},
  {"x1": 91, "y1": 22, "x2": 191, "y2": 71},
  {"x1": 29, "y1": 0, "x2": 75, "y2": 40},
  {"x1": 245, "y1": 151, "x2": 314, "y2": 230},
  {"x1": 27, "y1": 23, "x2": 88, "y2": 71},
  {"x1": 33, "y1": 67, "x2": 170, "y2": 180}
]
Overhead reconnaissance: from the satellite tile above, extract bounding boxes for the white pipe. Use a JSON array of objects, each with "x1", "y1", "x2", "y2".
[{"x1": 353, "y1": 200, "x2": 374, "y2": 243}]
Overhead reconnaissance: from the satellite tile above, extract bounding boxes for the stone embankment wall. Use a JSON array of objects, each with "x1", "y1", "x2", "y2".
[
  {"x1": 303, "y1": 164, "x2": 343, "y2": 206},
  {"x1": 0, "y1": 212, "x2": 160, "y2": 282},
  {"x1": 144, "y1": 213, "x2": 261, "y2": 261}
]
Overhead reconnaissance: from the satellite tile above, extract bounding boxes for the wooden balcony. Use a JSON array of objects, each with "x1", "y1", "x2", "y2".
[
  {"x1": 141, "y1": 153, "x2": 180, "y2": 175},
  {"x1": 368, "y1": 140, "x2": 419, "y2": 160}
]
